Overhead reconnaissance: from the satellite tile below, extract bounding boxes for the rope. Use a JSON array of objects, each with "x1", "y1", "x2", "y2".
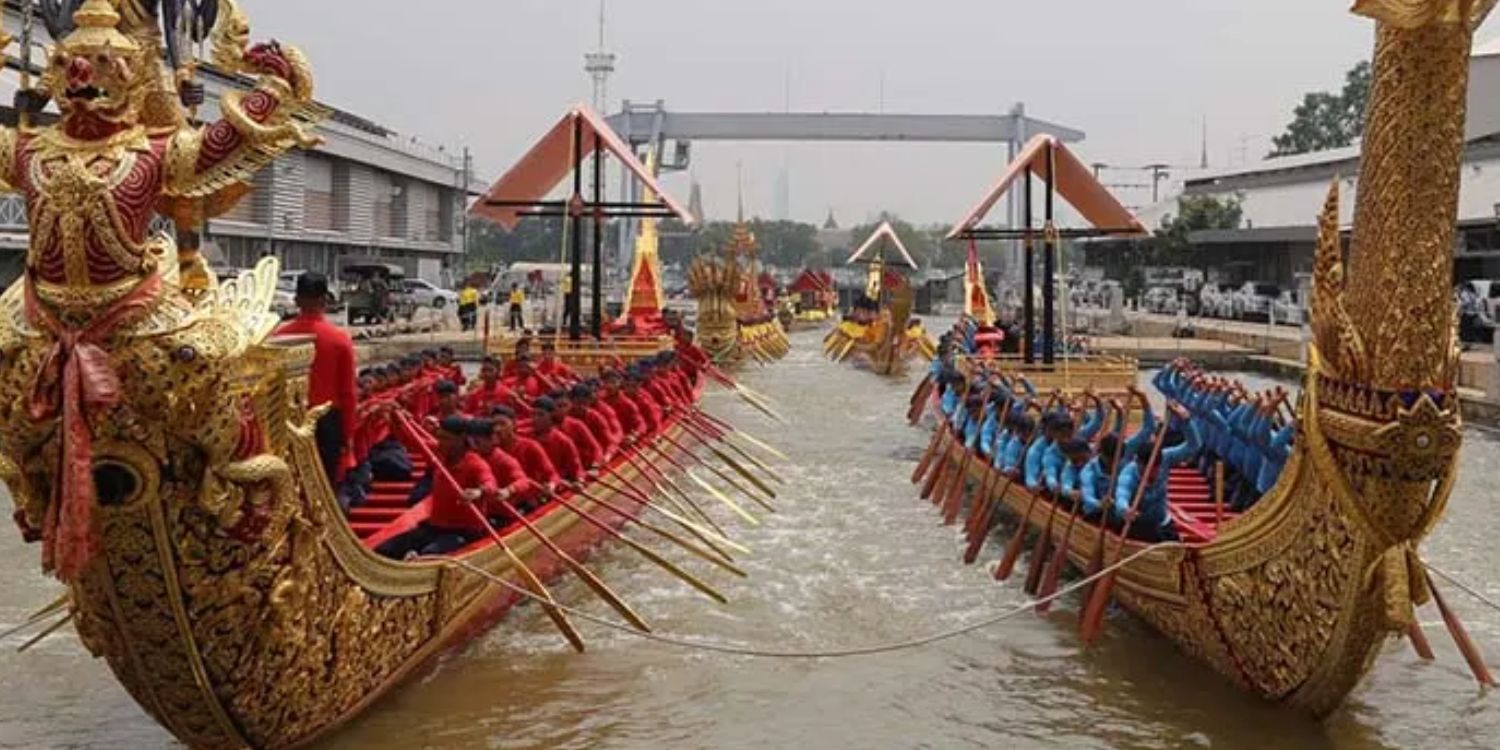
[
  {"x1": 443, "y1": 541, "x2": 1180, "y2": 659},
  {"x1": 1426, "y1": 563, "x2": 1500, "y2": 615}
]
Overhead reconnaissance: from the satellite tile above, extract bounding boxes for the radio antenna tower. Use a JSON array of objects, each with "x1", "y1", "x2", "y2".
[{"x1": 584, "y1": 0, "x2": 616, "y2": 113}]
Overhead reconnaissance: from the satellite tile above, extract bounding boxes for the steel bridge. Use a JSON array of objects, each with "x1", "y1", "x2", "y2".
[{"x1": 602, "y1": 100, "x2": 1086, "y2": 270}]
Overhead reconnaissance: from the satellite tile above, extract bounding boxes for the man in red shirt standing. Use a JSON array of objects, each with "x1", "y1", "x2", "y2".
[
  {"x1": 531, "y1": 398, "x2": 585, "y2": 483},
  {"x1": 375, "y1": 416, "x2": 497, "y2": 560},
  {"x1": 275, "y1": 273, "x2": 358, "y2": 486}
]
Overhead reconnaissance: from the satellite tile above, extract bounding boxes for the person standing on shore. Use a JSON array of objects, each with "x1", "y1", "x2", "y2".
[{"x1": 508, "y1": 283, "x2": 526, "y2": 331}]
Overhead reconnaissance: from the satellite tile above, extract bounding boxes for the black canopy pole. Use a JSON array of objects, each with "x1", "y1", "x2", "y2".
[
  {"x1": 1022, "y1": 168, "x2": 1035, "y2": 366},
  {"x1": 1042, "y1": 140, "x2": 1056, "y2": 366},
  {"x1": 569, "y1": 114, "x2": 584, "y2": 341},
  {"x1": 591, "y1": 136, "x2": 604, "y2": 339}
]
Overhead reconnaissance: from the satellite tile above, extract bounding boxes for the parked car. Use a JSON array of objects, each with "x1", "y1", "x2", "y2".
[
  {"x1": 1197, "y1": 283, "x2": 1236, "y2": 319},
  {"x1": 1462, "y1": 279, "x2": 1500, "y2": 321},
  {"x1": 1233, "y1": 282, "x2": 1281, "y2": 321},
  {"x1": 403, "y1": 278, "x2": 459, "y2": 309},
  {"x1": 1142, "y1": 286, "x2": 1180, "y2": 315},
  {"x1": 1270, "y1": 290, "x2": 1305, "y2": 326},
  {"x1": 342, "y1": 263, "x2": 414, "y2": 325}
]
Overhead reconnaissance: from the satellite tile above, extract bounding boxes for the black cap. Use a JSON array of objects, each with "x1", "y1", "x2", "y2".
[
  {"x1": 490, "y1": 405, "x2": 516, "y2": 419},
  {"x1": 434, "y1": 379, "x2": 458, "y2": 396},
  {"x1": 570, "y1": 384, "x2": 592, "y2": 400},
  {"x1": 467, "y1": 418, "x2": 495, "y2": 436},
  {"x1": 438, "y1": 415, "x2": 468, "y2": 436},
  {"x1": 534, "y1": 397, "x2": 557, "y2": 413},
  {"x1": 295, "y1": 272, "x2": 330, "y2": 301}
]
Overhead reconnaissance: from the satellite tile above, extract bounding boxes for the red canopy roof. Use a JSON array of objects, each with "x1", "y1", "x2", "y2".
[
  {"x1": 471, "y1": 105, "x2": 695, "y2": 230},
  {"x1": 789, "y1": 269, "x2": 832, "y2": 293},
  {"x1": 946, "y1": 134, "x2": 1146, "y2": 240}
]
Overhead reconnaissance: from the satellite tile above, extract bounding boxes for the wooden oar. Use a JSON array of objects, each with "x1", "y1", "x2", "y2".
[
  {"x1": 618, "y1": 446, "x2": 728, "y2": 535},
  {"x1": 940, "y1": 379, "x2": 997, "y2": 524},
  {"x1": 392, "y1": 412, "x2": 584, "y2": 651},
  {"x1": 592, "y1": 471, "x2": 748, "y2": 556},
  {"x1": 465, "y1": 504, "x2": 586, "y2": 652},
  {"x1": 489, "y1": 492, "x2": 652, "y2": 633},
  {"x1": 626, "y1": 443, "x2": 736, "y2": 536},
  {"x1": 907, "y1": 375, "x2": 935, "y2": 424},
  {"x1": 397, "y1": 411, "x2": 649, "y2": 634},
  {"x1": 963, "y1": 469, "x2": 1014, "y2": 564},
  {"x1": 16, "y1": 611, "x2": 74, "y2": 653},
  {"x1": 543, "y1": 488, "x2": 730, "y2": 603},
  {"x1": 1024, "y1": 398, "x2": 1089, "y2": 597},
  {"x1": 659, "y1": 432, "x2": 777, "y2": 511},
  {"x1": 912, "y1": 420, "x2": 951, "y2": 485},
  {"x1": 1407, "y1": 620, "x2": 1436, "y2": 661},
  {"x1": 0, "y1": 593, "x2": 71, "y2": 641},
  {"x1": 1425, "y1": 571, "x2": 1496, "y2": 686},
  {"x1": 693, "y1": 411, "x2": 791, "y2": 463},
  {"x1": 567, "y1": 483, "x2": 748, "y2": 575},
  {"x1": 680, "y1": 415, "x2": 785, "y2": 485},
  {"x1": 1037, "y1": 400, "x2": 1126, "y2": 612},
  {"x1": 1082, "y1": 388, "x2": 1147, "y2": 604},
  {"x1": 1080, "y1": 409, "x2": 1175, "y2": 643},
  {"x1": 685, "y1": 469, "x2": 760, "y2": 525},
  {"x1": 676, "y1": 427, "x2": 781, "y2": 500},
  {"x1": 987, "y1": 401, "x2": 1058, "y2": 578}
]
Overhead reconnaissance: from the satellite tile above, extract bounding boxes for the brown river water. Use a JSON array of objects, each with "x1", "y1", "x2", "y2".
[{"x1": 1, "y1": 326, "x2": 1499, "y2": 749}]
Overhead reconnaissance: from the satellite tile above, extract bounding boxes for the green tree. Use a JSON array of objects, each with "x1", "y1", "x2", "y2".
[
  {"x1": 657, "y1": 218, "x2": 823, "y2": 268},
  {"x1": 1094, "y1": 194, "x2": 1243, "y2": 297},
  {"x1": 1152, "y1": 194, "x2": 1244, "y2": 265},
  {"x1": 1269, "y1": 61, "x2": 1371, "y2": 157}
]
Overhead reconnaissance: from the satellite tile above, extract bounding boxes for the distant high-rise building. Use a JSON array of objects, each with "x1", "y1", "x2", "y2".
[
  {"x1": 774, "y1": 165, "x2": 790, "y2": 221},
  {"x1": 823, "y1": 208, "x2": 838, "y2": 230},
  {"x1": 688, "y1": 179, "x2": 705, "y2": 224}
]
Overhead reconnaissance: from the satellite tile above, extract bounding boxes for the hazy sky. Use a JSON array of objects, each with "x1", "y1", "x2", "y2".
[{"x1": 246, "y1": 1, "x2": 1500, "y2": 225}]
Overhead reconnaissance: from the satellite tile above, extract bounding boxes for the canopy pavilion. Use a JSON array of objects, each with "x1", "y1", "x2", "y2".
[
  {"x1": 472, "y1": 104, "x2": 695, "y2": 342},
  {"x1": 947, "y1": 134, "x2": 1146, "y2": 366}
]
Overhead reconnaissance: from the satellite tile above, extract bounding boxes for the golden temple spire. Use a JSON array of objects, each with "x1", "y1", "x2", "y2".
[{"x1": 622, "y1": 149, "x2": 666, "y2": 319}]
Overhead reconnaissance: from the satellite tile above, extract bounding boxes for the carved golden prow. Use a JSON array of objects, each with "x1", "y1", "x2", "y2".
[{"x1": 1342, "y1": 0, "x2": 1479, "y2": 390}]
